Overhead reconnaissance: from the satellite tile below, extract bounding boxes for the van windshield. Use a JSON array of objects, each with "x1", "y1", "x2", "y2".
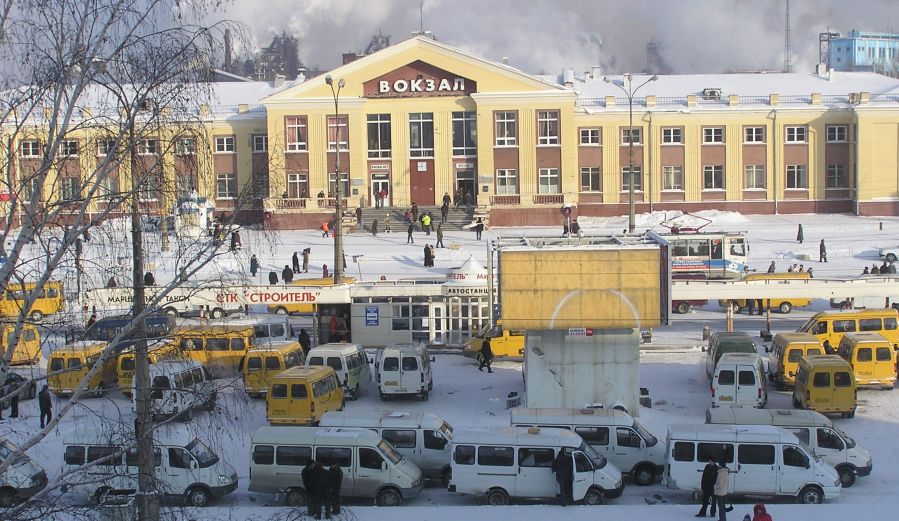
[
  {"x1": 377, "y1": 440, "x2": 403, "y2": 465},
  {"x1": 578, "y1": 440, "x2": 606, "y2": 469},
  {"x1": 797, "y1": 317, "x2": 816, "y2": 333},
  {"x1": 186, "y1": 438, "x2": 219, "y2": 468},
  {"x1": 632, "y1": 420, "x2": 657, "y2": 447},
  {"x1": 833, "y1": 426, "x2": 857, "y2": 448}
]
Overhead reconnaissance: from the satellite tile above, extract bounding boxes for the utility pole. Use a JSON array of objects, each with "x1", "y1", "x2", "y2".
[{"x1": 325, "y1": 75, "x2": 346, "y2": 283}]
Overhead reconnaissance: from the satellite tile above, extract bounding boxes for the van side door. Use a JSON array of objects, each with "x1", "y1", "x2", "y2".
[
  {"x1": 401, "y1": 355, "x2": 421, "y2": 393},
  {"x1": 735, "y1": 365, "x2": 759, "y2": 406},
  {"x1": 571, "y1": 451, "x2": 594, "y2": 501},
  {"x1": 735, "y1": 443, "x2": 776, "y2": 494},
  {"x1": 165, "y1": 446, "x2": 196, "y2": 494},
  {"x1": 779, "y1": 445, "x2": 811, "y2": 495},
  {"x1": 380, "y1": 356, "x2": 400, "y2": 393},
  {"x1": 422, "y1": 428, "x2": 452, "y2": 475},
  {"x1": 356, "y1": 446, "x2": 385, "y2": 498},
  {"x1": 615, "y1": 427, "x2": 644, "y2": 473},
  {"x1": 515, "y1": 447, "x2": 555, "y2": 498},
  {"x1": 813, "y1": 427, "x2": 846, "y2": 464}
]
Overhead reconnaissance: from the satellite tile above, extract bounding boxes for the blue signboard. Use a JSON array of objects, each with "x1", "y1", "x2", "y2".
[{"x1": 365, "y1": 306, "x2": 379, "y2": 326}]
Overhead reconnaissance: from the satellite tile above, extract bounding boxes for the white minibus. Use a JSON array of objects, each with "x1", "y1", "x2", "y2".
[
  {"x1": 135, "y1": 360, "x2": 216, "y2": 421},
  {"x1": 711, "y1": 352, "x2": 767, "y2": 408},
  {"x1": 305, "y1": 343, "x2": 369, "y2": 400},
  {"x1": 0, "y1": 439, "x2": 47, "y2": 506},
  {"x1": 375, "y1": 343, "x2": 433, "y2": 400}
]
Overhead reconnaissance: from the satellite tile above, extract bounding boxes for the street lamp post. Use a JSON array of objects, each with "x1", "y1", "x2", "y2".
[
  {"x1": 604, "y1": 74, "x2": 657, "y2": 233},
  {"x1": 325, "y1": 75, "x2": 346, "y2": 283}
]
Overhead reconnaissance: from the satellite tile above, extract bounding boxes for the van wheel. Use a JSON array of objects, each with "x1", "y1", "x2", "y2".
[
  {"x1": 375, "y1": 486, "x2": 402, "y2": 506},
  {"x1": 797, "y1": 485, "x2": 824, "y2": 504},
  {"x1": 0, "y1": 487, "x2": 16, "y2": 507},
  {"x1": 210, "y1": 308, "x2": 225, "y2": 319},
  {"x1": 285, "y1": 487, "x2": 307, "y2": 507},
  {"x1": 29, "y1": 310, "x2": 44, "y2": 322},
  {"x1": 779, "y1": 302, "x2": 794, "y2": 314},
  {"x1": 484, "y1": 488, "x2": 509, "y2": 506},
  {"x1": 274, "y1": 306, "x2": 288, "y2": 316},
  {"x1": 186, "y1": 486, "x2": 211, "y2": 507},
  {"x1": 837, "y1": 466, "x2": 856, "y2": 487},
  {"x1": 582, "y1": 487, "x2": 604, "y2": 505},
  {"x1": 633, "y1": 464, "x2": 656, "y2": 486},
  {"x1": 730, "y1": 303, "x2": 741, "y2": 314},
  {"x1": 675, "y1": 302, "x2": 691, "y2": 314},
  {"x1": 847, "y1": 409, "x2": 856, "y2": 418}
]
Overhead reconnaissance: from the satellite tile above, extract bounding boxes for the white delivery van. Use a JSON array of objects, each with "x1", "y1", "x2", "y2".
[
  {"x1": 665, "y1": 424, "x2": 841, "y2": 504},
  {"x1": 62, "y1": 426, "x2": 238, "y2": 507},
  {"x1": 320, "y1": 410, "x2": 454, "y2": 483},
  {"x1": 0, "y1": 439, "x2": 48, "y2": 506},
  {"x1": 448, "y1": 426, "x2": 623, "y2": 505},
  {"x1": 135, "y1": 360, "x2": 216, "y2": 421},
  {"x1": 711, "y1": 353, "x2": 767, "y2": 408},
  {"x1": 705, "y1": 408, "x2": 872, "y2": 487},
  {"x1": 375, "y1": 343, "x2": 433, "y2": 401},
  {"x1": 305, "y1": 343, "x2": 369, "y2": 400},
  {"x1": 249, "y1": 426, "x2": 423, "y2": 507},
  {"x1": 510, "y1": 408, "x2": 665, "y2": 486}
]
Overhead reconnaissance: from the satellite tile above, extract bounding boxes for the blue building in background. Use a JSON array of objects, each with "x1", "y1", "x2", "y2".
[{"x1": 827, "y1": 30, "x2": 899, "y2": 77}]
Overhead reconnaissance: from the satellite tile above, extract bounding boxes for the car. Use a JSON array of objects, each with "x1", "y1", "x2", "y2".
[
  {"x1": 1, "y1": 373, "x2": 37, "y2": 409},
  {"x1": 878, "y1": 246, "x2": 899, "y2": 262}
]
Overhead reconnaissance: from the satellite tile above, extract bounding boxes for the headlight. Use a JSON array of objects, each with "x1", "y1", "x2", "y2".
[
  {"x1": 412, "y1": 478, "x2": 421, "y2": 487},
  {"x1": 834, "y1": 478, "x2": 841, "y2": 487},
  {"x1": 219, "y1": 475, "x2": 232, "y2": 484}
]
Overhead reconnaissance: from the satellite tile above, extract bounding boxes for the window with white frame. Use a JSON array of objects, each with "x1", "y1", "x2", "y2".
[
  {"x1": 621, "y1": 166, "x2": 643, "y2": 191},
  {"x1": 59, "y1": 177, "x2": 80, "y2": 201},
  {"x1": 662, "y1": 165, "x2": 684, "y2": 190},
  {"x1": 786, "y1": 165, "x2": 807, "y2": 188},
  {"x1": 328, "y1": 172, "x2": 350, "y2": 197},
  {"x1": 287, "y1": 172, "x2": 308, "y2": 198},
  {"x1": 662, "y1": 128, "x2": 683, "y2": 144},
  {"x1": 59, "y1": 140, "x2": 78, "y2": 157},
  {"x1": 20, "y1": 141, "x2": 40, "y2": 158},
  {"x1": 537, "y1": 110, "x2": 559, "y2": 145},
  {"x1": 452, "y1": 111, "x2": 477, "y2": 156},
  {"x1": 176, "y1": 138, "x2": 196, "y2": 155},
  {"x1": 99, "y1": 174, "x2": 119, "y2": 198},
  {"x1": 495, "y1": 111, "x2": 517, "y2": 146},
  {"x1": 367, "y1": 114, "x2": 391, "y2": 158},
  {"x1": 579, "y1": 128, "x2": 600, "y2": 145},
  {"x1": 286, "y1": 116, "x2": 308, "y2": 151},
  {"x1": 580, "y1": 167, "x2": 601, "y2": 192},
  {"x1": 744, "y1": 165, "x2": 766, "y2": 189},
  {"x1": 702, "y1": 127, "x2": 724, "y2": 144},
  {"x1": 744, "y1": 126, "x2": 765, "y2": 143},
  {"x1": 327, "y1": 115, "x2": 349, "y2": 151},
  {"x1": 826, "y1": 125, "x2": 848, "y2": 143},
  {"x1": 138, "y1": 172, "x2": 160, "y2": 200},
  {"x1": 215, "y1": 136, "x2": 235, "y2": 153},
  {"x1": 216, "y1": 173, "x2": 237, "y2": 198},
  {"x1": 21, "y1": 178, "x2": 41, "y2": 201},
  {"x1": 252, "y1": 134, "x2": 268, "y2": 153},
  {"x1": 409, "y1": 112, "x2": 434, "y2": 157},
  {"x1": 703, "y1": 165, "x2": 724, "y2": 189},
  {"x1": 621, "y1": 127, "x2": 642, "y2": 145},
  {"x1": 495, "y1": 169, "x2": 518, "y2": 195},
  {"x1": 785, "y1": 126, "x2": 807, "y2": 143},
  {"x1": 538, "y1": 168, "x2": 560, "y2": 194},
  {"x1": 97, "y1": 139, "x2": 116, "y2": 156},
  {"x1": 138, "y1": 139, "x2": 159, "y2": 155},
  {"x1": 826, "y1": 164, "x2": 848, "y2": 188}
]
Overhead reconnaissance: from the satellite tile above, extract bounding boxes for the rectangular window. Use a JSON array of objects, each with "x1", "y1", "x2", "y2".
[
  {"x1": 138, "y1": 172, "x2": 160, "y2": 200},
  {"x1": 20, "y1": 141, "x2": 40, "y2": 158},
  {"x1": 21, "y1": 178, "x2": 41, "y2": 202},
  {"x1": 703, "y1": 165, "x2": 725, "y2": 190},
  {"x1": 495, "y1": 111, "x2": 517, "y2": 146},
  {"x1": 826, "y1": 164, "x2": 847, "y2": 188},
  {"x1": 698, "y1": 442, "x2": 733, "y2": 463},
  {"x1": 216, "y1": 173, "x2": 237, "y2": 199},
  {"x1": 744, "y1": 127, "x2": 765, "y2": 143},
  {"x1": 215, "y1": 136, "x2": 235, "y2": 153},
  {"x1": 382, "y1": 429, "x2": 417, "y2": 449},
  {"x1": 452, "y1": 111, "x2": 477, "y2": 156},
  {"x1": 826, "y1": 125, "x2": 848, "y2": 143},
  {"x1": 87, "y1": 446, "x2": 121, "y2": 466},
  {"x1": 59, "y1": 140, "x2": 79, "y2": 157},
  {"x1": 287, "y1": 172, "x2": 308, "y2": 198},
  {"x1": 673, "y1": 441, "x2": 695, "y2": 462},
  {"x1": 328, "y1": 172, "x2": 350, "y2": 199},
  {"x1": 575, "y1": 426, "x2": 609, "y2": 445},
  {"x1": 621, "y1": 127, "x2": 642, "y2": 145},
  {"x1": 738, "y1": 444, "x2": 775, "y2": 465},
  {"x1": 286, "y1": 116, "x2": 308, "y2": 151},
  {"x1": 97, "y1": 139, "x2": 116, "y2": 156},
  {"x1": 785, "y1": 126, "x2": 807, "y2": 143},
  {"x1": 537, "y1": 110, "x2": 560, "y2": 145},
  {"x1": 454, "y1": 445, "x2": 475, "y2": 465},
  {"x1": 477, "y1": 446, "x2": 514, "y2": 466},
  {"x1": 622, "y1": 166, "x2": 642, "y2": 191},
  {"x1": 252, "y1": 134, "x2": 268, "y2": 153},
  {"x1": 366, "y1": 114, "x2": 391, "y2": 158},
  {"x1": 786, "y1": 165, "x2": 807, "y2": 189},
  {"x1": 139, "y1": 139, "x2": 159, "y2": 155},
  {"x1": 176, "y1": 138, "x2": 196, "y2": 155},
  {"x1": 496, "y1": 169, "x2": 518, "y2": 195},
  {"x1": 662, "y1": 127, "x2": 683, "y2": 144},
  {"x1": 409, "y1": 112, "x2": 434, "y2": 157},
  {"x1": 538, "y1": 168, "x2": 560, "y2": 194},
  {"x1": 276, "y1": 446, "x2": 311, "y2": 466},
  {"x1": 702, "y1": 127, "x2": 724, "y2": 144},
  {"x1": 100, "y1": 174, "x2": 119, "y2": 198},
  {"x1": 60, "y1": 177, "x2": 80, "y2": 201},
  {"x1": 662, "y1": 165, "x2": 684, "y2": 190},
  {"x1": 315, "y1": 447, "x2": 352, "y2": 468},
  {"x1": 65, "y1": 446, "x2": 85, "y2": 466},
  {"x1": 580, "y1": 167, "x2": 601, "y2": 192},
  {"x1": 518, "y1": 448, "x2": 555, "y2": 467},
  {"x1": 327, "y1": 115, "x2": 349, "y2": 152},
  {"x1": 580, "y1": 128, "x2": 600, "y2": 145},
  {"x1": 744, "y1": 165, "x2": 766, "y2": 189}
]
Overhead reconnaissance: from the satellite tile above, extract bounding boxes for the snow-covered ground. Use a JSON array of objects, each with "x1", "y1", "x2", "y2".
[{"x1": 6, "y1": 210, "x2": 899, "y2": 520}]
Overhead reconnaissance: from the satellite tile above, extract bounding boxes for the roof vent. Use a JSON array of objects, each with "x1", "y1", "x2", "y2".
[{"x1": 701, "y1": 88, "x2": 722, "y2": 100}]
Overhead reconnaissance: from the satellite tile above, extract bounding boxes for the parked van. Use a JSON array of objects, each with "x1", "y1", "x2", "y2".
[
  {"x1": 465, "y1": 322, "x2": 525, "y2": 359},
  {"x1": 138, "y1": 360, "x2": 215, "y2": 421},
  {"x1": 266, "y1": 277, "x2": 356, "y2": 315},
  {"x1": 117, "y1": 340, "x2": 182, "y2": 397},
  {"x1": 449, "y1": 426, "x2": 623, "y2": 505},
  {"x1": 376, "y1": 343, "x2": 433, "y2": 400},
  {"x1": 243, "y1": 340, "x2": 305, "y2": 397},
  {"x1": 249, "y1": 426, "x2": 423, "y2": 506},
  {"x1": 798, "y1": 308, "x2": 899, "y2": 349},
  {"x1": 0, "y1": 438, "x2": 47, "y2": 506},
  {"x1": 202, "y1": 316, "x2": 293, "y2": 343},
  {"x1": 717, "y1": 272, "x2": 812, "y2": 314},
  {"x1": 510, "y1": 408, "x2": 664, "y2": 486},
  {"x1": 305, "y1": 343, "x2": 369, "y2": 400},
  {"x1": 320, "y1": 411, "x2": 454, "y2": 483},
  {"x1": 266, "y1": 366, "x2": 343, "y2": 425},
  {"x1": 86, "y1": 313, "x2": 175, "y2": 343},
  {"x1": 0, "y1": 281, "x2": 64, "y2": 322},
  {"x1": 793, "y1": 355, "x2": 857, "y2": 418},
  {"x1": 62, "y1": 426, "x2": 238, "y2": 507},
  {"x1": 767, "y1": 332, "x2": 824, "y2": 389},
  {"x1": 837, "y1": 332, "x2": 897, "y2": 389},
  {"x1": 48, "y1": 341, "x2": 116, "y2": 397},
  {"x1": 705, "y1": 331, "x2": 757, "y2": 379},
  {"x1": 173, "y1": 325, "x2": 254, "y2": 377},
  {"x1": 665, "y1": 424, "x2": 841, "y2": 504},
  {"x1": 2, "y1": 323, "x2": 41, "y2": 366},
  {"x1": 711, "y1": 353, "x2": 767, "y2": 408},
  {"x1": 705, "y1": 408, "x2": 872, "y2": 487}
]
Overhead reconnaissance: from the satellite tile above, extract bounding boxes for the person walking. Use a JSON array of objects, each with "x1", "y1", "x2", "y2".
[
  {"x1": 767, "y1": 261, "x2": 776, "y2": 273},
  {"x1": 429, "y1": 244, "x2": 436, "y2": 267},
  {"x1": 474, "y1": 218, "x2": 484, "y2": 240},
  {"x1": 441, "y1": 201, "x2": 449, "y2": 223},
  {"x1": 442, "y1": 191, "x2": 452, "y2": 207},
  {"x1": 250, "y1": 254, "x2": 259, "y2": 277},
  {"x1": 796, "y1": 224, "x2": 804, "y2": 244},
  {"x1": 436, "y1": 225, "x2": 445, "y2": 248},
  {"x1": 38, "y1": 385, "x2": 52, "y2": 428},
  {"x1": 714, "y1": 457, "x2": 731, "y2": 521},
  {"x1": 322, "y1": 264, "x2": 329, "y2": 278},
  {"x1": 422, "y1": 213, "x2": 431, "y2": 235},
  {"x1": 282, "y1": 265, "x2": 293, "y2": 284},
  {"x1": 303, "y1": 248, "x2": 310, "y2": 273},
  {"x1": 321, "y1": 221, "x2": 330, "y2": 238},
  {"x1": 355, "y1": 206, "x2": 363, "y2": 228},
  {"x1": 696, "y1": 460, "x2": 719, "y2": 517},
  {"x1": 407, "y1": 222, "x2": 415, "y2": 244},
  {"x1": 423, "y1": 244, "x2": 433, "y2": 267},
  {"x1": 298, "y1": 328, "x2": 311, "y2": 353},
  {"x1": 551, "y1": 449, "x2": 573, "y2": 506},
  {"x1": 268, "y1": 270, "x2": 278, "y2": 285},
  {"x1": 478, "y1": 336, "x2": 493, "y2": 373},
  {"x1": 454, "y1": 187, "x2": 463, "y2": 208},
  {"x1": 819, "y1": 239, "x2": 827, "y2": 262},
  {"x1": 292, "y1": 252, "x2": 301, "y2": 274},
  {"x1": 411, "y1": 202, "x2": 419, "y2": 223},
  {"x1": 371, "y1": 219, "x2": 379, "y2": 236},
  {"x1": 327, "y1": 462, "x2": 343, "y2": 517},
  {"x1": 755, "y1": 298, "x2": 764, "y2": 315},
  {"x1": 230, "y1": 230, "x2": 241, "y2": 251}
]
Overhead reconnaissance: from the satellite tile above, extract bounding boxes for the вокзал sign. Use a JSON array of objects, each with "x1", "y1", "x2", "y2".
[{"x1": 364, "y1": 60, "x2": 477, "y2": 99}]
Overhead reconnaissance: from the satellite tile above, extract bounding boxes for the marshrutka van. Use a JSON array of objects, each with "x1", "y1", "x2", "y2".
[
  {"x1": 62, "y1": 426, "x2": 238, "y2": 507},
  {"x1": 705, "y1": 408, "x2": 872, "y2": 487},
  {"x1": 266, "y1": 366, "x2": 343, "y2": 425},
  {"x1": 0, "y1": 438, "x2": 47, "y2": 507},
  {"x1": 465, "y1": 322, "x2": 524, "y2": 359},
  {"x1": 793, "y1": 355, "x2": 857, "y2": 418},
  {"x1": 0, "y1": 281, "x2": 64, "y2": 322},
  {"x1": 717, "y1": 272, "x2": 812, "y2": 314},
  {"x1": 665, "y1": 424, "x2": 842, "y2": 504},
  {"x1": 139, "y1": 360, "x2": 216, "y2": 421},
  {"x1": 705, "y1": 331, "x2": 756, "y2": 379},
  {"x1": 243, "y1": 340, "x2": 305, "y2": 397},
  {"x1": 797, "y1": 308, "x2": 899, "y2": 349},
  {"x1": 376, "y1": 343, "x2": 433, "y2": 400},
  {"x1": 305, "y1": 342, "x2": 369, "y2": 400},
  {"x1": 173, "y1": 325, "x2": 254, "y2": 378},
  {"x1": 320, "y1": 410, "x2": 454, "y2": 483},
  {"x1": 249, "y1": 426, "x2": 423, "y2": 507},
  {"x1": 1, "y1": 323, "x2": 41, "y2": 366},
  {"x1": 117, "y1": 340, "x2": 182, "y2": 397},
  {"x1": 711, "y1": 353, "x2": 767, "y2": 408},
  {"x1": 448, "y1": 426, "x2": 624, "y2": 506},
  {"x1": 510, "y1": 408, "x2": 664, "y2": 486},
  {"x1": 48, "y1": 341, "x2": 116, "y2": 397},
  {"x1": 836, "y1": 332, "x2": 897, "y2": 389},
  {"x1": 767, "y1": 332, "x2": 824, "y2": 389}
]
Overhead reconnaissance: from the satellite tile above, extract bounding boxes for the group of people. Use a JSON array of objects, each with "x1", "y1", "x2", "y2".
[
  {"x1": 250, "y1": 249, "x2": 318, "y2": 283},
  {"x1": 696, "y1": 458, "x2": 773, "y2": 521},
  {"x1": 423, "y1": 244, "x2": 437, "y2": 267},
  {"x1": 301, "y1": 460, "x2": 342, "y2": 519},
  {"x1": 2, "y1": 384, "x2": 52, "y2": 427},
  {"x1": 862, "y1": 261, "x2": 897, "y2": 275}
]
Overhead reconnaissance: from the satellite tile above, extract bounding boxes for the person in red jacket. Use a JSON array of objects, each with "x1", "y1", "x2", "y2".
[{"x1": 752, "y1": 503, "x2": 772, "y2": 521}]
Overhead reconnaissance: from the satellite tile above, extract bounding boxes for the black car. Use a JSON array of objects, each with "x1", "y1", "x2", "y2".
[{"x1": 1, "y1": 373, "x2": 36, "y2": 409}]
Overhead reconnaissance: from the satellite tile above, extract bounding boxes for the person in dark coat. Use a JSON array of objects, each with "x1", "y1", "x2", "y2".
[
  {"x1": 424, "y1": 244, "x2": 433, "y2": 267},
  {"x1": 282, "y1": 265, "x2": 293, "y2": 284},
  {"x1": 38, "y1": 385, "x2": 52, "y2": 428},
  {"x1": 474, "y1": 218, "x2": 484, "y2": 240},
  {"x1": 311, "y1": 461, "x2": 331, "y2": 519},
  {"x1": 268, "y1": 271, "x2": 278, "y2": 285},
  {"x1": 442, "y1": 192, "x2": 452, "y2": 207},
  {"x1": 298, "y1": 328, "x2": 311, "y2": 353},
  {"x1": 767, "y1": 261, "x2": 776, "y2": 273},
  {"x1": 551, "y1": 449, "x2": 573, "y2": 506},
  {"x1": 327, "y1": 462, "x2": 343, "y2": 517},
  {"x1": 371, "y1": 219, "x2": 379, "y2": 236},
  {"x1": 454, "y1": 187, "x2": 463, "y2": 208},
  {"x1": 411, "y1": 202, "x2": 419, "y2": 223},
  {"x1": 250, "y1": 254, "x2": 259, "y2": 277},
  {"x1": 436, "y1": 225, "x2": 445, "y2": 248},
  {"x1": 571, "y1": 220, "x2": 581, "y2": 236},
  {"x1": 143, "y1": 271, "x2": 155, "y2": 286},
  {"x1": 355, "y1": 206, "x2": 363, "y2": 227},
  {"x1": 9, "y1": 390, "x2": 18, "y2": 419},
  {"x1": 872, "y1": 264, "x2": 881, "y2": 275},
  {"x1": 407, "y1": 222, "x2": 415, "y2": 244},
  {"x1": 301, "y1": 460, "x2": 316, "y2": 517},
  {"x1": 696, "y1": 460, "x2": 719, "y2": 517},
  {"x1": 292, "y1": 252, "x2": 300, "y2": 274},
  {"x1": 322, "y1": 264, "x2": 329, "y2": 279},
  {"x1": 819, "y1": 239, "x2": 827, "y2": 262},
  {"x1": 755, "y1": 298, "x2": 764, "y2": 315},
  {"x1": 478, "y1": 336, "x2": 493, "y2": 373},
  {"x1": 796, "y1": 224, "x2": 804, "y2": 244},
  {"x1": 86, "y1": 314, "x2": 97, "y2": 329},
  {"x1": 441, "y1": 202, "x2": 449, "y2": 223},
  {"x1": 881, "y1": 261, "x2": 890, "y2": 274},
  {"x1": 463, "y1": 191, "x2": 473, "y2": 209},
  {"x1": 863, "y1": 266, "x2": 870, "y2": 275},
  {"x1": 230, "y1": 231, "x2": 241, "y2": 251}
]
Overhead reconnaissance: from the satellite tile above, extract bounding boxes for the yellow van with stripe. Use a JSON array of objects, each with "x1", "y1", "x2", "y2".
[
  {"x1": 48, "y1": 341, "x2": 116, "y2": 397},
  {"x1": 173, "y1": 325, "x2": 254, "y2": 378},
  {"x1": 798, "y1": 308, "x2": 899, "y2": 350},
  {"x1": 837, "y1": 332, "x2": 897, "y2": 389},
  {"x1": 243, "y1": 340, "x2": 305, "y2": 397},
  {"x1": 0, "y1": 281, "x2": 64, "y2": 322},
  {"x1": 265, "y1": 366, "x2": 343, "y2": 425}
]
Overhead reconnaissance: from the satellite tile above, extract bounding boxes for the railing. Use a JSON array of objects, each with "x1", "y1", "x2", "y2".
[
  {"x1": 271, "y1": 198, "x2": 307, "y2": 210},
  {"x1": 532, "y1": 194, "x2": 564, "y2": 205},
  {"x1": 317, "y1": 197, "x2": 349, "y2": 209},
  {"x1": 490, "y1": 195, "x2": 520, "y2": 205}
]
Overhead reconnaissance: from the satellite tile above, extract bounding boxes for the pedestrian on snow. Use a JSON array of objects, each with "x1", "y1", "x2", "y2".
[
  {"x1": 327, "y1": 462, "x2": 343, "y2": 516},
  {"x1": 746, "y1": 298, "x2": 755, "y2": 315},
  {"x1": 696, "y1": 459, "x2": 719, "y2": 518},
  {"x1": 268, "y1": 271, "x2": 278, "y2": 285},
  {"x1": 143, "y1": 271, "x2": 155, "y2": 286},
  {"x1": 355, "y1": 206, "x2": 363, "y2": 227},
  {"x1": 819, "y1": 240, "x2": 827, "y2": 262},
  {"x1": 212, "y1": 221, "x2": 222, "y2": 242},
  {"x1": 422, "y1": 213, "x2": 432, "y2": 235},
  {"x1": 106, "y1": 277, "x2": 117, "y2": 288},
  {"x1": 301, "y1": 460, "x2": 316, "y2": 517},
  {"x1": 321, "y1": 221, "x2": 330, "y2": 238},
  {"x1": 442, "y1": 191, "x2": 452, "y2": 207},
  {"x1": 787, "y1": 264, "x2": 795, "y2": 273},
  {"x1": 424, "y1": 244, "x2": 433, "y2": 267},
  {"x1": 298, "y1": 328, "x2": 311, "y2": 353},
  {"x1": 767, "y1": 261, "x2": 776, "y2": 273},
  {"x1": 303, "y1": 248, "x2": 310, "y2": 272},
  {"x1": 230, "y1": 230, "x2": 241, "y2": 251},
  {"x1": 322, "y1": 264, "x2": 329, "y2": 278},
  {"x1": 751, "y1": 503, "x2": 772, "y2": 521},
  {"x1": 551, "y1": 449, "x2": 573, "y2": 506},
  {"x1": 714, "y1": 457, "x2": 732, "y2": 521},
  {"x1": 454, "y1": 188, "x2": 462, "y2": 208},
  {"x1": 86, "y1": 314, "x2": 97, "y2": 329},
  {"x1": 441, "y1": 202, "x2": 449, "y2": 223},
  {"x1": 411, "y1": 202, "x2": 419, "y2": 223},
  {"x1": 282, "y1": 265, "x2": 293, "y2": 284},
  {"x1": 429, "y1": 244, "x2": 436, "y2": 266},
  {"x1": 407, "y1": 222, "x2": 415, "y2": 244},
  {"x1": 311, "y1": 462, "x2": 331, "y2": 519},
  {"x1": 371, "y1": 219, "x2": 379, "y2": 236},
  {"x1": 474, "y1": 218, "x2": 484, "y2": 240},
  {"x1": 385, "y1": 217, "x2": 392, "y2": 233},
  {"x1": 9, "y1": 390, "x2": 18, "y2": 419},
  {"x1": 403, "y1": 210, "x2": 413, "y2": 223},
  {"x1": 798, "y1": 264, "x2": 805, "y2": 273},
  {"x1": 807, "y1": 267, "x2": 814, "y2": 278},
  {"x1": 250, "y1": 255, "x2": 259, "y2": 277},
  {"x1": 436, "y1": 225, "x2": 445, "y2": 248},
  {"x1": 292, "y1": 252, "x2": 300, "y2": 274},
  {"x1": 796, "y1": 224, "x2": 804, "y2": 244},
  {"x1": 478, "y1": 336, "x2": 493, "y2": 373},
  {"x1": 38, "y1": 385, "x2": 52, "y2": 428},
  {"x1": 863, "y1": 266, "x2": 870, "y2": 275}
]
